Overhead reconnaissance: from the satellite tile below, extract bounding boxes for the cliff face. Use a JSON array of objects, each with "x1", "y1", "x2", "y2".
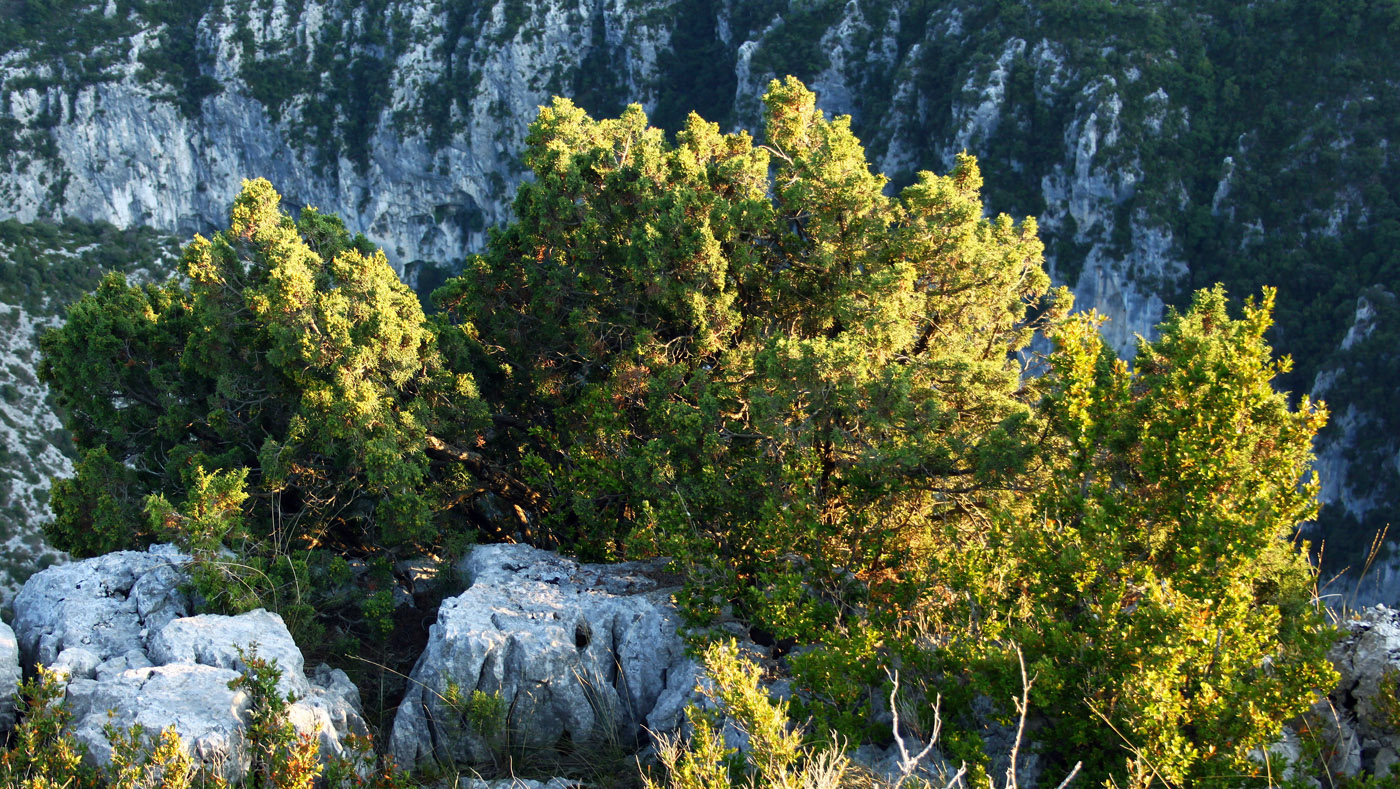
[
  {"x1": 1, "y1": 0, "x2": 1397, "y2": 594},
  {"x1": 0, "y1": 0, "x2": 674, "y2": 284},
  {"x1": 0, "y1": 0, "x2": 1193, "y2": 350}
]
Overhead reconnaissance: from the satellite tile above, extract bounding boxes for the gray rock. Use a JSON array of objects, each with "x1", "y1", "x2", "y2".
[
  {"x1": 65, "y1": 664, "x2": 252, "y2": 782},
  {"x1": 50, "y1": 646, "x2": 102, "y2": 682},
  {"x1": 1301, "y1": 605, "x2": 1400, "y2": 779},
  {"x1": 149, "y1": 609, "x2": 310, "y2": 697},
  {"x1": 0, "y1": 621, "x2": 18, "y2": 731},
  {"x1": 10, "y1": 546, "x2": 369, "y2": 780},
  {"x1": 390, "y1": 544, "x2": 699, "y2": 769},
  {"x1": 11, "y1": 546, "x2": 191, "y2": 669},
  {"x1": 459, "y1": 779, "x2": 581, "y2": 789}
]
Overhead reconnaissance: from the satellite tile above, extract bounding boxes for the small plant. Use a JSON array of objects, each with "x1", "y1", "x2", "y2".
[
  {"x1": 105, "y1": 723, "x2": 205, "y2": 789},
  {"x1": 320, "y1": 732, "x2": 413, "y2": 789},
  {"x1": 645, "y1": 641, "x2": 852, "y2": 789},
  {"x1": 0, "y1": 665, "x2": 99, "y2": 788},
  {"x1": 360, "y1": 588, "x2": 396, "y2": 642},
  {"x1": 230, "y1": 644, "x2": 322, "y2": 789},
  {"x1": 443, "y1": 681, "x2": 507, "y2": 738}
]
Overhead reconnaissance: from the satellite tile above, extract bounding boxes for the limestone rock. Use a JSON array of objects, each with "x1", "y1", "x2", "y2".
[
  {"x1": 459, "y1": 779, "x2": 581, "y2": 789},
  {"x1": 65, "y1": 664, "x2": 252, "y2": 782},
  {"x1": 10, "y1": 546, "x2": 192, "y2": 670},
  {"x1": 390, "y1": 544, "x2": 700, "y2": 769},
  {"x1": 10, "y1": 546, "x2": 368, "y2": 781},
  {"x1": 149, "y1": 609, "x2": 310, "y2": 697},
  {"x1": 1305, "y1": 605, "x2": 1400, "y2": 779},
  {"x1": 0, "y1": 621, "x2": 18, "y2": 732}
]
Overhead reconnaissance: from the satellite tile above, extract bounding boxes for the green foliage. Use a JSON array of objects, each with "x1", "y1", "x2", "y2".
[
  {"x1": 0, "y1": 218, "x2": 177, "y2": 312},
  {"x1": 359, "y1": 589, "x2": 396, "y2": 641},
  {"x1": 645, "y1": 641, "x2": 852, "y2": 789},
  {"x1": 0, "y1": 645, "x2": 418, "y2": 789},
  {"x1": 105, "y1": 723, "x2": 202, "y2": 789},
  {"x1": 442, "y1": 80, "x2": 1334, "y2": 784},
  {"x1": 320, "y1": 733, "x2": 412, "y2": 789},
  {"x1": 0, "y1": 665, "x2": 100, "y2": 788},
  {"x1": 443, "y1": 77, "x2": 1059, "y2": 755},
  {"x1": 442, "y1": 682, "x2": 507, "y2": 739},
  {"x1": 953, "y1": 287, "x2": 1336, "y2": 785},
  {"x1": 230, "y1": 645, "x2": 322, "y2": 789},
  {"x1": 40, "y1": 178, "x2": 491, "y2": 563},
  {"x1": 446, "y1": 76, "x2": 1054, "y2": 597}
]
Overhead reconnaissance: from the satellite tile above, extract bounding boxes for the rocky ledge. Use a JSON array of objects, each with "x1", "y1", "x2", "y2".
[
  {"x1": 390, "y1": 543, "x2": 701, "y2": 768},
  {"x1": 10, "y1": 545, "x2": 1400, "y2": 786},
  {"x1": 6, "y1": 545, "x2": 367, "y2": 783}
]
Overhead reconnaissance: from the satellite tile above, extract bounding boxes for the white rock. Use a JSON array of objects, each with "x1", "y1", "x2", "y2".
[
  {"x1": 149, "y1": 609, "x2": 310, "y2": 697},
  {"x1": 11, "y1": 546, "x2": 191, "y2": 669},
  {"x1": 390, "y1": 544, "x2": 698, "y2": 769},
  {"x1": 11, "y1": 547, "x2": 369, "y2": 778},
  {"x1": 66, "y1": 664, "x2": 251, "y2": 781},
  {"x1": 0, "y1": 621, "x2": 18, "y2": 731}
]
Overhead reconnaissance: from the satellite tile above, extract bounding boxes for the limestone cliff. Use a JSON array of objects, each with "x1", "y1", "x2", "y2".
[{"x1": 1, "y1": 0, "x2": 1396, "y2": 596}]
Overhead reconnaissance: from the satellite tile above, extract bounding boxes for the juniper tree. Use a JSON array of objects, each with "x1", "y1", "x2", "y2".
[
  {"x1": 962, "y1": 287, "x2": 1336, "y2": 785},
  {"x1": 40, "y1": 179, "x2": 490, "y2": 559},
  {"x1": 438, "y1": 76, "x2": 1059, "y2": 639}
]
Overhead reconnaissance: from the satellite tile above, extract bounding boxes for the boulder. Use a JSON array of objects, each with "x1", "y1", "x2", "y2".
[
  {"x1": 0, "y1": 621, "x2": 18, "y2": 732},
  {"x1": 149, "y1": 609, "x2": 310, "y2": 697},
  {"x1": 1307, "y1": 605, "x2": 1400, "y2": 779},
  {"x1": 390, "y1": 544, "x2": 701, "y2": 768},
  {"x1": 64, "y1": 664, "x2": 252, "y2": 781},
  {"x1": 11, "y1": 545, "x2": 191, "y2": 671},
  {"x1": 10, "y1": 545, "x2": 368, "y2": 782},
  {"x1": 459, "y1": 779, "x2": 581, "y2": 789}
]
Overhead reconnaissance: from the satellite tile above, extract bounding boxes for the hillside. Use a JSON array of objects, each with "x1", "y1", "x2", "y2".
[{"x1": 0, "y1": 0, "x2": 1397, "y2": 596}]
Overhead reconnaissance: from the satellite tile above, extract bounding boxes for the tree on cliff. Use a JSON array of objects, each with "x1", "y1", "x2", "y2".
[
  {"x1": 39, "y1": 180, "x2": 491, "y2": 559},
  {"x1": 944, "y1": 287, "x2": 1336, "y2": 784},
  {"x1": 37, "y1": 77, "x2": 1334, "y2": 787},
  {"x1": 437, "y1": 78, "x2": 1333, "y2": 784},
  {"x1": 437, "y1": 75, "x2": 1060, "y2": 635}
]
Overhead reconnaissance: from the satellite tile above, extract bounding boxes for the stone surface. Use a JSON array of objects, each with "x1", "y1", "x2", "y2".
[
  {"x1": 0, "y1": 621, "x2": 18, "y2": 732},
  {"x1": 10, "y1": 546, "x2": 192, "y2": 670},
  {"x1": 459, "y1": 780, "x2": 581, "y2": 789},
  {"x1": 65, "y1": 664, "x2": 252, "y2": 781},
  {"x1": 149, "y1": 609, "x2": 310, "y2": 697},
  {"x1": 1303, "y1": 605, "x2": 1400, "y2": 780},
  {"x1": 10, "y1": 546, "x2": 368, "y2": 782},
  {"x1": 390, "y1": 543, "x2": 700, "y2": 768}
]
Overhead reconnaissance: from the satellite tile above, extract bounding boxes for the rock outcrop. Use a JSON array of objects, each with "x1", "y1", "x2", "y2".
[
  {"x1": 390, "y1": 543, "x2": 699, "y2": 769},
  {"x1": 1306, "y1": 606, "x2": 1400, "y2": 780},
  {"x1": 9, "y1": 545, "x2": 367, "y2": 782},
  {"x1": 0, "y1": 620, "x2": 18, "y2": 732}
]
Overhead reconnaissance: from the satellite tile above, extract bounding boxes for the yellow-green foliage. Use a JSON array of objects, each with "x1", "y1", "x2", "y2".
[
  {"x1": 448, "y1": 79, "x2": 1332, "y2": 787},
  {"x1": 39, "y1": 178, "x2": 490, "y2": 560},
  {"x1": 0, "y1": 666, "x2": 99, "y2": 788},
  {"x1": 105, "y1": 724, "x2": 202, "y2": 789},
  {"x1": 946, "y1": 288, "x2": 1337, "y2": 785},
  {"x1": 35, "y1": 75, "x2": 1338, "y2": 789},
  {"x1": 229, "y1": 646, "x2": 321, "y2": 789},
  {"x1": 0, "y1": 667, "x2": 223, "y2": 789},
  {"x1": 646, "y1": 642, "x2": 852, "y2": 789}
]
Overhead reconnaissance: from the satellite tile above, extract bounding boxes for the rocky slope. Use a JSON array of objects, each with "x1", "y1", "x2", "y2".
[{"x1": 1, "y1": 0, "x2": 1397, "y2": 595}]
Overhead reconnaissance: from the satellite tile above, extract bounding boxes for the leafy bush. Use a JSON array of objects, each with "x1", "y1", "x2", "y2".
[
  {"x1": 0, "y1": 665, "x2": 99, "y2": 788},
  {"x1": 645, "y1": 641, "x2": 854, "y2": 789},
  {"x1": 35, "y1": 75, "x2": 1337, "y2": 789},
  {"x1": 442, "y1": 79, "x2": 1332, "y2": 787},
  {"x1": 940, "y1": 288, "x2": 1336, "y2": 785},
  {"x1": 40, "y1": 179, "x2": 492, "y2": 562},
  {"x1": 230, "y1": 646, "x2": 321, "y2": 789}
]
